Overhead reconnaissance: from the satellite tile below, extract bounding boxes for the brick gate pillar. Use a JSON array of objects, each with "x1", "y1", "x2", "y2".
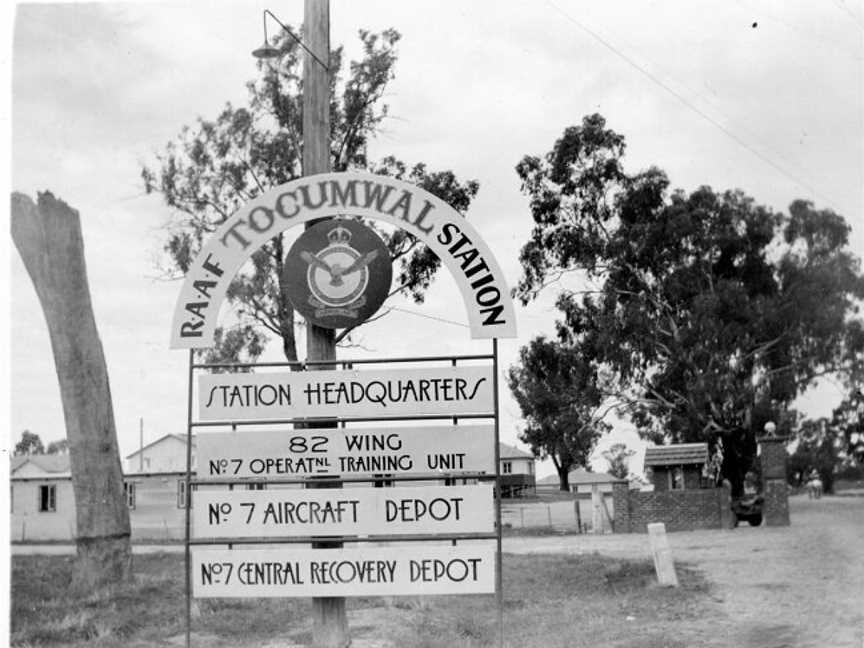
[
  {"x1": 758, "y1": 434, "x2": 790, "y2": 526},
  {"x1": 611, "y1": 480, "x2": 630, "y2": 533}
]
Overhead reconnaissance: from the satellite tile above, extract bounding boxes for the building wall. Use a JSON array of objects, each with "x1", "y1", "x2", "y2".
[
  {"x1": 11, "y1": 479, "x2": 77, "y2": 541},
  {"x1": 500, "y1": 457, "x2": 533, "y2": 475},
  {"x1": 126, "y1": 474, "x2": 188, "y2": 540},
  {"x1": 612, "y1": 481, "x2": 733, "y2": 533},
  {"x1": 12, "y1": 473, "x2": 215, "y2": 542},
  {"x1": 499, "y1": 456, "x2": 535, "y2": 498}
]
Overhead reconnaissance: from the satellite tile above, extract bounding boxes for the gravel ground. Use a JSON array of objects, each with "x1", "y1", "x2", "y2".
[{"x1": 506, "y1": 494, "x2": 864, "y2": 647}]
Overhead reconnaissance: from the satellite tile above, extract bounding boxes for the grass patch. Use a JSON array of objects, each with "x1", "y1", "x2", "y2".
[
  {"x1": 12, "y1": 551, "x2": 715, "y2": 648},
  {"x1": 12, "y1": 553, "x2": 185, "y2": 646},
  {"x1": 385, "y1": 553, "x2": 713, "y2": 648},
  {"x1": 11, "y1": 553, "x2": 315, "y2": 647}
]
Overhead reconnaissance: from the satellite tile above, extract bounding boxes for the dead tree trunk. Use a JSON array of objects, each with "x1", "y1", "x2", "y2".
[{"x1": 11, "y1": 191, "x2": 132, "y2": 588}]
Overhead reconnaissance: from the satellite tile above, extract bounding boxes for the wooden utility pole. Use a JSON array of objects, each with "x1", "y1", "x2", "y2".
[{"x1": 302, "y1": 2, "x2": 349, "y2": 646}]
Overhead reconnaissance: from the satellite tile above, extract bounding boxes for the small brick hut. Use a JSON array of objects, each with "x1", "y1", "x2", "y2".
[
  {"x1": 613, "y1": 441, "x2": 733, "y2": 533},
  {"x1": 644, "y1": 442, "x2": 710, "y2": 491}
]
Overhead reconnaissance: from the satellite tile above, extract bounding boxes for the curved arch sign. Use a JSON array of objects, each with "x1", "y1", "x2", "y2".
[{"x1": 170, "y1": 172, "x2": 516, "y2": 348}]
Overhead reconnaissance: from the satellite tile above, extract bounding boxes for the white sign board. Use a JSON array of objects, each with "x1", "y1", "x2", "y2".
[
  {"x1": 196, "y1": 425, "x2": 495, "y2": 479},
  {"x1": 198, "y1": 366, "x2": 493, "y2": 422},
  {"x1": 170, "y1": 172, "x2": 516, "y2": 347},
  {"x1": 192, "y1": 544, "x2": 496, "y2": 597},
  {"x1": 193, "y1": 484, "x2": 494, "y2": 538}
]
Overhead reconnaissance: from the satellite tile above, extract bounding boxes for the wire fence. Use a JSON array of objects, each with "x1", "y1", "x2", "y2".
[{"x1": 500, "y1": 496, "x2": 615, "y2": 534}]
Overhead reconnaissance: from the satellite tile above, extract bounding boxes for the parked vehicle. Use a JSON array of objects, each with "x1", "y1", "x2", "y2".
[{"x1": 731, "y1": 493, "x2": 764, "y2": 526}]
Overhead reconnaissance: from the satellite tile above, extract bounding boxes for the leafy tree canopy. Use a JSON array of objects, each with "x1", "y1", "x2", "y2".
[
  {"x1": 142, "y1": 28, "x2": 478, "y2": 362},
  {"x1": 46, "y1": 439, "x2": 70, "y2": 454},
  {"x1": 15, "y1": 430, "x2": 44, "y2": 456},
  {"x1": 602, "y1": 442, "x2": 635, "y2": 479},
  {"x1": 507, "y1": 336, "x2": 610, "y2": 491},
  {"x1": 790, "y1": 387, "x2": 864, "y2": 493},
  {"x1": 788, "y1": 417, "x2": 842, "y2": 494},
  {"x1": 829, "y1": 388, "x2": 864, "y2": 464},
  {"x1": 515, "y1": 114, "x2": 864, "y2": 495}
]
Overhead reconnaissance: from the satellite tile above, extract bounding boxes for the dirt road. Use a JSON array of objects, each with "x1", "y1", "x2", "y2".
[{"x1": 506, "y1": 494, "x2": 864, "y2": 647}]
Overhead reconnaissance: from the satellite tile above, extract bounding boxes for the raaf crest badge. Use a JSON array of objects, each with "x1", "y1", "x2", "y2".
[{"x1": 285, "y1": 219, "x2": 392, "y2": 329}]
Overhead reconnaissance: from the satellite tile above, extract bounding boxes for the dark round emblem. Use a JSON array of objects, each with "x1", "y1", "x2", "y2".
[{"x1": 284, "y1": 220, "x2": 392, "y2": 329}]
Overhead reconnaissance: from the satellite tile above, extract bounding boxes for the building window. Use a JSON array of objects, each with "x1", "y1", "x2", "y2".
[
  {"x1": 670, "y1": 466, "x2": 685, "y2": 490},
  {"x1": 246, "y1": 482, "x2": 267, "y2": 491},
  {"x1": 502, "y1": 461, "x2": 512, "y2": 474},
  {"x1": 124, "y1": 482, "x2": 136, "y2": 509},
  {"x1": 528, "y1": 462, "x2": 534, "y2": 475},
  {"x1": 39, "y1": 485, "x2": 56, "y2": 512}
]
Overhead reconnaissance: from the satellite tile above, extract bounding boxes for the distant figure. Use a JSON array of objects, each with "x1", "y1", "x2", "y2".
[{"x1": 806, "y1": 470, "x2": 823, "y2": 499}]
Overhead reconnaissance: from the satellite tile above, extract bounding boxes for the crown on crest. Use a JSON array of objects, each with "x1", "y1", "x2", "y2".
[{"x1": 327, "y1": 225, "x2": 352, "y2": 245}]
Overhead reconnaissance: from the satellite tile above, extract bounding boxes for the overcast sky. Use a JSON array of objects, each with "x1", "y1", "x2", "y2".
[{"x1": 7, "y1": 0, "x2": 864, "y2": 478}]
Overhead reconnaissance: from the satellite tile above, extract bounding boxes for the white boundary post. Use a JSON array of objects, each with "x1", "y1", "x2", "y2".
[{"x1": 647, "y1": 522, "x2": 679, "y2": 587}]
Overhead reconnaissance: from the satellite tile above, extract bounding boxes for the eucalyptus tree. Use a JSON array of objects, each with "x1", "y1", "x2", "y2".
[
  {"x1": 14, "y1": 430, "x2": 44, "y2": 456},
  {"x1": 507, "y1": 336, "x2": 610, "y2": 491},
  {"x1": 602, "y1": 443, "x2": 636, "y2": 480},
  {"x1": 514, "y1": 114, "x2": 864, "y2": 495}
]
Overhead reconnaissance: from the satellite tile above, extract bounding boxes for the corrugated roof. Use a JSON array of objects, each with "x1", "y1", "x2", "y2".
[
  {"x1": 537, "y1": 469, "x2": 623, "y2": 485},
  {"x1": 644, "y1": 443, "x2": 708, "y2": 466},
  {"x1": 126, "y1": 434, "x2": 195, "y2": 459},
  {"x1": 11, "y1": 453, "x2": 71, "y2": 474},
  {"x1": 499, "y1": 443, "x2": 534, "y2": 460}
]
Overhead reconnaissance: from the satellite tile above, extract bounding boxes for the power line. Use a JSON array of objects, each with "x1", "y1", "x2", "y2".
[
  {"x1": 545, "y1": 0, "x2": 841, "y2": 210},
  {"x1": 581, "y1": 0, "x2": 834, "y2": 206},
  {"x1": 389, "y1": 306, "x2": 470, "y2": 328}
]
